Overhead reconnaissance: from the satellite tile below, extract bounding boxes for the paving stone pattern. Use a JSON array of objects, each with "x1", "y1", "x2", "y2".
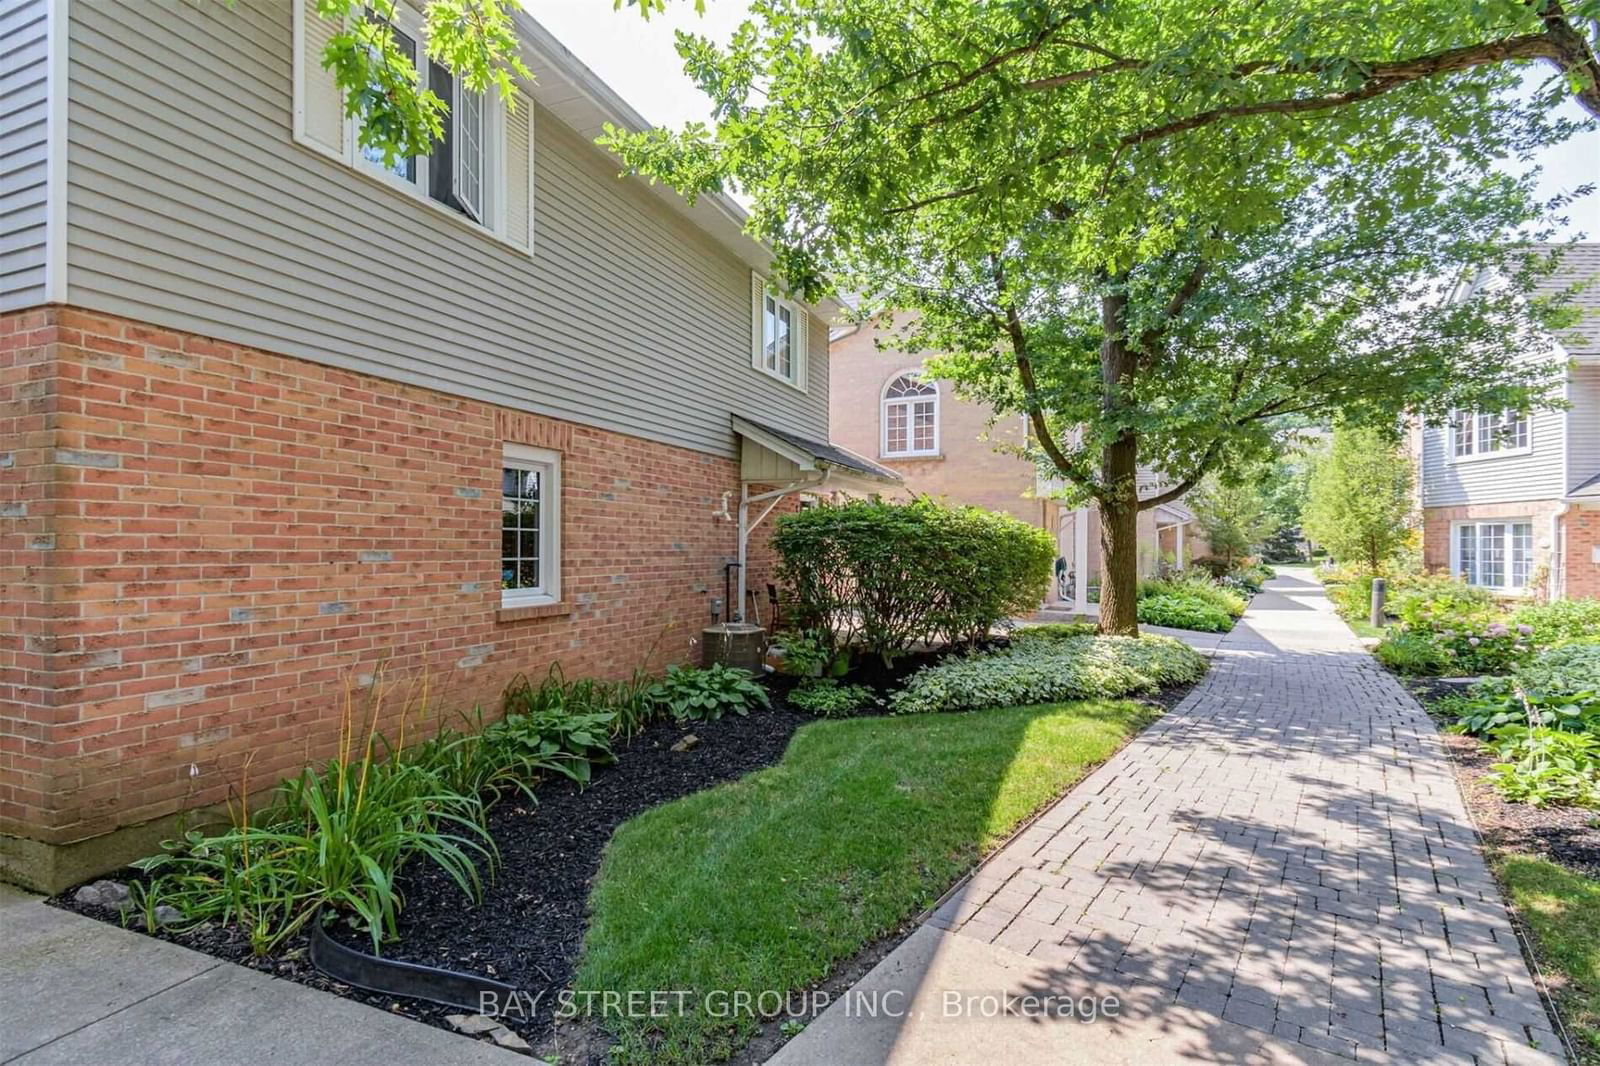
[{"x1": 928, "y1": 571, "x2": 1565, "y2": 1065}]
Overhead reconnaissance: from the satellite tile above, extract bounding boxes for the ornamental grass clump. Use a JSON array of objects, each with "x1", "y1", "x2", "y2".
[
  {"x1": 889, "y1": 634, "x2": 1206, "y2": 715},
  {"x1": 131, "y1": 682, "x2": 494, "y2": 955}
]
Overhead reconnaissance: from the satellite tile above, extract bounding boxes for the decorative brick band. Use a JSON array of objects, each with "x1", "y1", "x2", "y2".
[{"x1": 495, "y1": 409, "x2": 574, "y2": 451}]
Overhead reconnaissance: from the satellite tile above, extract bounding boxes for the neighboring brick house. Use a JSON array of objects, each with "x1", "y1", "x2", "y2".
[
  {"x1": 0, "y1": 1, "x2": 897, "y2": 890},
  {"x1": 830, "y1": 317, "x2": 1205, "y2": 612},
  {"x1": 1417, "y1": 244, "x2": 1600, "y2": 601}
]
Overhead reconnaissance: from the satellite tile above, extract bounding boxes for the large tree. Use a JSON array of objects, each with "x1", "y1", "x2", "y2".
[
  {"x1": 1302, "y1": 426, "x2": 1417, "y2": 571},
  {"x1": 601, "y1": 0, "x2": 1584, "y2": 634}
]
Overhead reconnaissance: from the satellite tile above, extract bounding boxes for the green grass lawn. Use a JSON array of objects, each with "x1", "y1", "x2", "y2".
[
  {"x1": 1344, "y1": 617, "x2": 1389, "y2": 640},
  {"x1": 574, "y1": 699, "x2": 1155, "y2": 1065},
  {"x1": 1498, "y1": 855, "x2": 1600, "y2": 1063}
]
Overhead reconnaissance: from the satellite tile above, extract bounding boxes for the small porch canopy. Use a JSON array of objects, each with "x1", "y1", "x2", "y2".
[{"x1": 731, "y1": 415, "x2": 902, "y2": 622}]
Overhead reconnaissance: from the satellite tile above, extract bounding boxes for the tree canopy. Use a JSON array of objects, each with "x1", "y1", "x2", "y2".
[
  {"x1": 602, "y1": 0, "x2": 1587, "y2": 633},
  {"x1": 1302, "y1": 426, "x2": 1418, "y2": 571}
]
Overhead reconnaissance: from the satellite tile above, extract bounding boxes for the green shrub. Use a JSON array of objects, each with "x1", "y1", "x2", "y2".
[
  {"x1": 1514, "y1": 601, "x2": 1600, "y2": 648},
  {"x1": 1436, "y1": 620, "x2": 1533, "y2": 676},
  {"x1": 1374, "y1": 630, "x2": 1451, "y2": 676},
  {"x1": 1137, "y1": 593, "x2": 1233, "y2": 633},
  {"x1": 1449, "y1": 684, "x2": 1600, "y2": 737},
  {"x1": 772, "y1": 498, "x2": 1054, "y2": 663},
  {"x1": 888, "y1": 635, "x2": 1207, "y2": 715},
  {"x1": 787, "y1": 679, "x2": 878, "y2": 717},
  {"x1": 648, "y1": 664, "x2": 771, "y2": 722},
  {"x1": 1389, "y1": 575, "x2": 1496, "y2": 631},
  {"x1": 1011, "y1": 622, "x2": 1098, "y2": 644},
  {"x1": 1487, "y1": 727, "x2": 1600, "y2": 808},
  {"x1": 414, "y1": 703, "x2": 612, "y2": 803},
  {"x1": 133, "y1": 722, "x2": 494, "y2": 954},
  {"x1": 503, "y1": 664, "x2": 654, "y2": 739},
  {"x1": 1517, "y1": 642, "x2": 1600, "y2": 698},
  {"x1": 774, "y1": 629, "x2": 850, "y2": 679},
  {"x1": 1140, "y1": 571, "x2": 1247, "y2": 618}
]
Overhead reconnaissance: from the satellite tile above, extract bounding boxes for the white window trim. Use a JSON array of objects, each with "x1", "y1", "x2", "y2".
[
  {"x1": 501, "y1": 443, "x2": 561, "y2": 608},
  {"x1": 1449, "y1": 518, "x2": 1534, "y2": 594},
  {"x1": 1448, "y1": 409, "x2": 1533, "y2": 464},
  {"x1": 749, "y1": 273, "x2": 809, "y2": 392},
  {"x1": 880, "y1": 369, "x2": 941, "y2": 458},
  {"x1": 291, "y1": 1, "x2": 531, "y2": 256}
]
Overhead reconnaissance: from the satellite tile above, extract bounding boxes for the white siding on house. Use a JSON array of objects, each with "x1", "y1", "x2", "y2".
[
  {"x1": 62, "y1": 0, "x2": 828, "y2": 458},
  {"x1": 1568, "y1": 364, "x2": 1600, "y2": 493},
  {"x1": 1, "y1": 0, "x2": 50, "y2": 311},
  {"x1": 1419, "y1": 351, "x2": 1569, "y2": 507}
]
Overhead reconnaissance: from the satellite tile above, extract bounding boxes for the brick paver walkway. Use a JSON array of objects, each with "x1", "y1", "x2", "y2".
[{"x1": 926, "y1": 569, "x2": 1564, "y2": 1065}]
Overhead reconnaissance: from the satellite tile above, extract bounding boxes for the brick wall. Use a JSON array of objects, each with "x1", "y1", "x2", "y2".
[
  {"x1": 828, "y1": 320, "x2": 1043, "y2": 524},
  {"x1": 1565, "y1": 504, "x2": 1600, "y2": 600},
  {"x1": 1420, "y1": 501, "x2": 1565, "y2": 582},
  {"x1": 1, "y1": 307, "x2": 775, "y2": 857}
]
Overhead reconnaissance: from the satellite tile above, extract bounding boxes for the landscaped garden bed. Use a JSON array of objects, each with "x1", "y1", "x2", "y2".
[
  {"x1": 1402, "y1": 638, "x2": 1600, "y2": 1063},
  {"x1": 51, "y1": 498, "x2": 1210, "y2": 1064}
]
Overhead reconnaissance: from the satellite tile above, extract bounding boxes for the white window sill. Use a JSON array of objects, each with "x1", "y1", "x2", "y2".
[
  {"x1": 293, "y1": 137, "x2": 531, "y2": 259},
  {"x1": 502, "y1": 591, "x2": 558, "y2": 609},
  {"x1": 882, "y1": 451, "x2": 943, "y2": 460},
  {"x1": 1449, "y1": 445, "x2": 1533, "y2": 465},
  {"x1": 753, "y1": 363, "x2": 807, "y2": 394}
]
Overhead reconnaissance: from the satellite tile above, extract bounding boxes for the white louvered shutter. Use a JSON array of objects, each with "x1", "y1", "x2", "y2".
[
  {"x1": 293, "y1": 0, "x2": 349, "y2": 161},
  {"x1": 791, "y1": 308, "x2": 808, "y2": 390},
  {"x1": 502, "y1": 91, "x2": 534, "y2": 253},
  {"x1": 750, "y1": 272, "x2": 766, "y2": 369}
]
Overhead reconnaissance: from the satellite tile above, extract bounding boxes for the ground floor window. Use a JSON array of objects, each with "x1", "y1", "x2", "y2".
[
  {"x1": 502, "y1": 444, "x2": 561, "y2": 607},
  {"x1": 1452, "y1": 519, "x2": 1533, "y2": 591}
]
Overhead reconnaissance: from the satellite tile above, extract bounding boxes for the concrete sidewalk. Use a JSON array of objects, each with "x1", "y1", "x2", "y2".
[
  {"x1": 771, "y1": 568, "x2": 1563, "y2": 1066},
  {"x1": 0, "y1": 883, "x2": 525, "y2": 1065}
]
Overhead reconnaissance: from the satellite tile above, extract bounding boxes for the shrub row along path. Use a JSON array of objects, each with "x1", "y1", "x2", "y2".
[{"x1": 772, "y1": 568, "x2": 1565, "y2": 1066}]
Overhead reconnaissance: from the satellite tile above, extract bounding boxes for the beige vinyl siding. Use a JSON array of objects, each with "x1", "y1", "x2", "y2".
[
  {"x1": 63, "y1": 0, "x2": 828, "y2": 457},
  {"x1": 1568, "y1": 364, "x2": 1600, "y2": 493},
  {"x1": 1, "y1": 0, "x2": 49, "y2": 311},
  {"x1": 1419, "y1": 381, "x2": 1567, "y2": 507}
]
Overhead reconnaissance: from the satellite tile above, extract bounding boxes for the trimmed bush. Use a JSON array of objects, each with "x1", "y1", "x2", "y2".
[
  {"x1": 772, "y1": 498, "x2": 1055, "y2": 663},
  {"x1": 888, "y1": 634, "x2": 1207, "y2": 715}
]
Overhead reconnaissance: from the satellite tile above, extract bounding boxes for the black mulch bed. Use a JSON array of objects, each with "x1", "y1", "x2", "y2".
[
  {"x1": 1406, "y1": 679, "x2": 1600, "y2": 879},
  {"x1": 54, "y1": 640, "x2": 1194, "y2": 1058}
]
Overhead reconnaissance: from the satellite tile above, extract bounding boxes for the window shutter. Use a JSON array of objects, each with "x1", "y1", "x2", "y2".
[
  {"x1": 502, "y1": 90, "x2": 533, "y2": 253},
  {"x1": 293, "y1": 0, "x2": 349, "y2": 161},
  {"x1": 792, "y1": 308, "x2": 809, "y2": 390},
  {"x1": 750, "y1": 272, "x2": 765, "y2": 368}
]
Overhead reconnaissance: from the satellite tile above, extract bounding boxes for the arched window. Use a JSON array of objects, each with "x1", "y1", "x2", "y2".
[{"x1": 881, "y1": 372, "x2": 939, "y2": 457}]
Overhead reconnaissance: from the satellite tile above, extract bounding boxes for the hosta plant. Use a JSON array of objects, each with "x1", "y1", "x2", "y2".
[{"x1": 648, "y1": 664, "x2": 771, "y2": 722}]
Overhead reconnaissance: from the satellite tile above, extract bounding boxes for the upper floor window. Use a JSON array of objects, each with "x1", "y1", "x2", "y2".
[
  {"x1": 749, "y1": 273, "x2": 808, "y2": 389},
  {"x1": 882, "y1": 372, "x2": 939, "y2": 457},
  {"x1": 292, "y1": 0, "x2": 533, "y2": 253},
  {"x1": 1451, "y1": 408, "x2": 1530, "y2": 459}
]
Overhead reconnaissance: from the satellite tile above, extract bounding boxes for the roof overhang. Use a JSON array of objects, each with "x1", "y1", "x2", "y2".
[
  {"x1": 732, "y1": 415, "x2": 902, "y2": 490},
  {"x1": 1154, "y1": 501, "x2": 1196, "y2": 525},
  {"x1": 509, "y1": 13, "x2": 848, "y2": 323}
]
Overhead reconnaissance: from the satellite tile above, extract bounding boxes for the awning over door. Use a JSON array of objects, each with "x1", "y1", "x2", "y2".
[
  {"x1": 732, "y1": 415, "x2": 902, "y2": 490},
  {"x1": 726, "y1": 416, "x2": 901, "y2": 622}
]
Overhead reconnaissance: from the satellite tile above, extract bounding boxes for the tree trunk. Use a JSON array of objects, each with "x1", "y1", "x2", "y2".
[{"x1": 1097, "y1": 290, "x2": 1141, "y2": 636}]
